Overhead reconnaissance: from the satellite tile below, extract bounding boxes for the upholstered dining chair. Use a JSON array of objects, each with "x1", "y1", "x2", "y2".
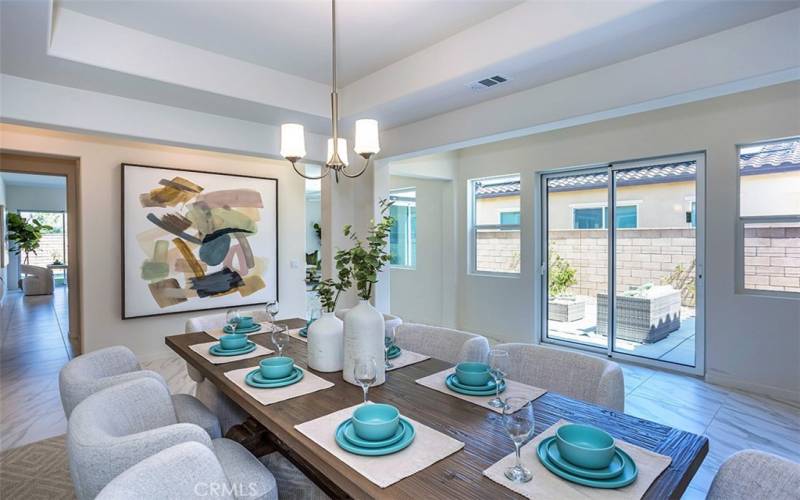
[
  {"x1": 68, "y1": 378, "x2": 277, "y2": 500},
  {"x1": 393, "y1": 323, "x2": 491, "y2": 364},
  {"x1": 185, "y1": 309, "x2": 269, "y2": 434},
  {"x1": 59, "y1": 345, "x2": 197, "y2": 421},
  {"x1": 335, "y1": 308, "x2": 403, "y2": 339},
  {"x1": 494, "y1": 343, "x2": 625, "y2": 412},
  {"x1": 97, "y1": 442, "x2": 235, "y2": 499},
  {"x1": 707, "y1": 450, "x2": 800, "y2": 500}
]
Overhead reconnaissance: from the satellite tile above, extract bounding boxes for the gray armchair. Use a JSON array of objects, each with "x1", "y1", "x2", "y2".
[
  {"x1": 394, "y1": 322, "x2": 490, "y2": 364},
  {"x1": 97, "y1": 442, "x2": 234, "y2": 499},
  {"x1": 20, "y1": 264, "x2": 54, "y2": 296},
  {"x1": 495, "y1": 343, "x2": 625, "y2": 412},
  {"x1": 68, "y1": 378, "x2": 276, "y2": 500},
  {"x1": 708, "y1": 450, "x2": 800, "y2": 500}
]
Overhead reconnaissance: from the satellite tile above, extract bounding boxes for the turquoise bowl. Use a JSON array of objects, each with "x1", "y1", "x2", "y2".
[
  {"x1": 238, "y1": 316, "x2": 255, "y2": 328},
  {"x1": 555, "y1": 424, "x2": 616, "y2": 469},
  {"x1": 455, "y1": 362, "x2": 491, "y2": 387},
  {"x1": 259, "y1": 357, "x2": 294, "y2": 379},
  {"x1": 219, "y1": 334, "x2": 247, "y2": 350},
  {"x1": 352, "y1": 404, "x2": 400, "y2": 441}
]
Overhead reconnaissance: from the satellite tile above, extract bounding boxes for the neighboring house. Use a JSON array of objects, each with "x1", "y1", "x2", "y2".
[{"x1": 474, "y1": 140, "x2": 800, "y2": 230}]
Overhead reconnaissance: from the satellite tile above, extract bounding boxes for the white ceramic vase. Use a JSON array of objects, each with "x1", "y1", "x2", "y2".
[
  {"x1": 306, "y1": 312, "x2": 344, "y2": 372},
  {"x1": 342, "y1": 300, "x2": 386, "y2": 386}
]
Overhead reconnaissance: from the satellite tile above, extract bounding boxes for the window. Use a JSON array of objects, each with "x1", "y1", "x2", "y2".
[
  {"x1": 17, "y1": 211, "x2": 68, "y2": 283},
  {"x1": 471, "y1": 175, "x2": 520, "y2": 274},
  {"x1": 738, "y1": 138, "x2": 800, "y2": 296},
  {"x1": 389, "y1": 189, "x2": 416, "y2": 268},
  {"x1": 571, "y1": 205, "x2": 638, "y2": 229}
]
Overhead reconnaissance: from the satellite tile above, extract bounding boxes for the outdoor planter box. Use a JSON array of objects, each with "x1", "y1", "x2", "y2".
[
  {"x1": 548, "y1": 297, "x2": 586, "y2": 322},
  {"x1": 596, "y1": 287, "x2": 681, "y2": 343}
]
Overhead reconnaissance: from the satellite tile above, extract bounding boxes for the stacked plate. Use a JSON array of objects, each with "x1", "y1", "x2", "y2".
[
  {"x1": 536, "y1": 424, "x2": 638, "y2": 488},
  {"x1": 245, "y1": 357, "x2": 304, "y2": 388},
  {"x1": 209, "y1": 334, "x2": 257, "y2": 356},
  {"x1": 335, "y1": 403, "x2": 416, "y2": 456},
  {"x1": 223, "y1": 316, "x2": 261, "y2": 335},
  {"x1": 386, "y1": 344, "x2": 401, "y2": 360},
  {"x1": 445, "y1": 362, "x2": 506, "y2": 396}
]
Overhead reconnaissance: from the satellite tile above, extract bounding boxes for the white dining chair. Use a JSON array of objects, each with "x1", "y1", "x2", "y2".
[
  {"x1": 495, "y1": 343, "x2": 625, "y2": 412},
  {"x1": 393, "y1": 322, "x2": 491, "y2": 364},
  {"x1": 707, "y1": 450, "x2": 800, "y2": 500}
]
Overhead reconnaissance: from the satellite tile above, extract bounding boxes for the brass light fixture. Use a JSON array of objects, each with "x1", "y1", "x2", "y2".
[{"x1": 280, "y1": 0, "x2": 380, "y2": 181}]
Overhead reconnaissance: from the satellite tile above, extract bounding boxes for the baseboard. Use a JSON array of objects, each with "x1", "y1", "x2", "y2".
[{"x1": 706, "y1": 372, "x2": 800, "y2": 405}]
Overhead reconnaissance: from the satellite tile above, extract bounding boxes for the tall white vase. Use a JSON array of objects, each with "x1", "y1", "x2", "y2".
[
  {"x1": 342, "y1": 300, "x2": 386, "y2": 386},
  {"x1": 306, "y1": 312, "x2": 344, "y2": 372}
]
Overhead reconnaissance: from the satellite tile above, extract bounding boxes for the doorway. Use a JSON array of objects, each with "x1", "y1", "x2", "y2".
[
  {"x1": 539, "y1": 153, "x2": 704, "y2": 374},
  {"x1": 0, "y1": 152, "x2": 81, "y2": 356}
]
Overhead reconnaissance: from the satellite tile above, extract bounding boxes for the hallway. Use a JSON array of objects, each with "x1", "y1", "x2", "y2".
[{"x1": 0, "y1": 287, "x2": 72, "y2": 451}]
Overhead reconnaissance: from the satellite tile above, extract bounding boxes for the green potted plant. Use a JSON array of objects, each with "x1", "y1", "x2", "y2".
[
  {"x1": 6, "y1": 212, "x2": 52, "y2": 265},
  {"x1": 338, "y1": 199, "x2": 394, "y2": 386},
  {"x1": 547, "y1": 247, "x2": 584, "y2": 322}
]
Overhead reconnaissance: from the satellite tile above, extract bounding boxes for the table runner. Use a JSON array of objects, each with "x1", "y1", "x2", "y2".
[
  {"x1": 415, "y1": 368, "x2": 547, "y2": 414},
  {"x1": 189, "y1": 340, "x2": 273, "y2": 364},
  {"x1": 483, "y1": 419, "x2": 672, "y2": 499},
  {"x1": 224, "y1": 366, "x2": 334, "y2": 405},
  {"x1": 295, "y1": 403, "x2": 464, "y2": 488},
  {"x1": 386, "y1": 349, "x2": 430, "y2": 371}
]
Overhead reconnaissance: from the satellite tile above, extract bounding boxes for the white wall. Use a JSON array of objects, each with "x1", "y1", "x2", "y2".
[
  {"x1": 449, "y1": 82, "x2": 800, "y2": 401},
  {"x1": 0, "y1": 124, "x2": 308, "y2": 360},
  {"x1": 305, "y1": 196, "x2": 321, "y2": 254},
  {"x1": 389, "y1": 175, "x2": 456, "y2": 327},
  {"x1": 4, "y1": 184, "x2": 67, "y2": 290}
]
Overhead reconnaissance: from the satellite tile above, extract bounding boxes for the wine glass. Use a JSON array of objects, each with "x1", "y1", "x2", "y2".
[
  {"x1": 265, "y1": 301, "x2": 279, "y2": 331},
  {"x1": 384, "y1": 328, "x2": 396, "y2": 369},
  {"x1": 271, "y1": 323, "x2": 289, "y2": 357},
  {"x1": 503, "y1": 397, "x2": 535, "y2": 483},
  {"x1": 225, "y1": 309, "x2": 240, "y2": 330},
  {"x1": 353, "y1": 357, "x2": 377, "y2": 405},
  {"x1": 488, "y1": 349, "x2": 510, "y2": 409}
]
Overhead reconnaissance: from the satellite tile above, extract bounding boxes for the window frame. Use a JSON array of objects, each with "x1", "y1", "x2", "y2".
[
  {"x1": 389, "y1": 188, "x2": 417, "y2": 270},
  {"x1": 735, "y1": 137, "x2": 800, "y2": 299},
  {"x1": 469, "y1": 174, "x2": 521, "y2": 277}
]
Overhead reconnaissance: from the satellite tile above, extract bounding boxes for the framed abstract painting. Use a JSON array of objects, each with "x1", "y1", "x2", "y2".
[{"x1": 122, "y1": 163, "x2": 278, "y2": 319}]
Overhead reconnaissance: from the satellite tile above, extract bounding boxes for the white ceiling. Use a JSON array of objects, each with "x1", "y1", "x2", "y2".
[
  {"x1": 61, "y1": 0, "x2": 522, "y2": 85},
  {"x1": 1, "y1": 0, "x2": 798, "y2": 154},
  {"x1": 1, "y1": 172, "x2": 67, "y2": 188}
]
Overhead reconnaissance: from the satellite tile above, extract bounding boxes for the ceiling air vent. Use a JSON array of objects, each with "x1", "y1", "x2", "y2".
[{"x1": 466, "y1": 74, "x2": 511, "y2": 92}]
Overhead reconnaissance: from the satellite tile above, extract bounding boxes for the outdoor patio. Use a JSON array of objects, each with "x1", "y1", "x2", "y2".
[{"x1": 548, "y1": 296, "x2": 696, "y2": 366}]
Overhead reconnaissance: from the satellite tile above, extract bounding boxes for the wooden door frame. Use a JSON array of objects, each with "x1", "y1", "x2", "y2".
[{"x1": 0, "y1": 151, "x2": 83, "y2": 355}]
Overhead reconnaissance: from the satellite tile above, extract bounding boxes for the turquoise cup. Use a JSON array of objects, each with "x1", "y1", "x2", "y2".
[
  {"x1": 455, "y1": 362, "x2": 491, "y2": 386},
  {"x1": 219, "y1": 334, "x2": 247, "y2": 350},
  {"x1": 238, "y1": 316, "x2": 255, "y2": 328},
  {"x1": 555, "y1": 424, "x2": 616, "y2": 469},
  {"x1": 352, "y1": 404, "x2": 400, "y2": 441},
  {"x1": 259, "y1": 357, "x2": 294, "y2": 379}
]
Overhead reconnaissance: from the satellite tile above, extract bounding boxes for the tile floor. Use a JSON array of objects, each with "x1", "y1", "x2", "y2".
[{"x1": 1, "y1": 289, "x2": 799, "y2": 499}]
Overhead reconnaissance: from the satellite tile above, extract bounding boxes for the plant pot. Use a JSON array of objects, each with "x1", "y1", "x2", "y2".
[
  {"x1": 342, "y1": 300, "x2": 386, "y2": 387},
  {"x1": 307, "y1": 312, "x2": 344, "y2": 372}
]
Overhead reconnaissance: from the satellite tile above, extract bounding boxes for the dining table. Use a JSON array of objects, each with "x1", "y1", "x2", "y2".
[{"x1": 166, "y1": 318, "x2": 708, "y2": 499}]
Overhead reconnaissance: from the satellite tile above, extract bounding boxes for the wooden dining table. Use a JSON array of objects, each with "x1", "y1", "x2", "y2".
[{"x1": 166, "y1": 318, "x2": 708, "y2": 499}]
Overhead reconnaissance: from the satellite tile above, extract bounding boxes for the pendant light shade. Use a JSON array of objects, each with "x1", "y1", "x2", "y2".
[
  {"x1": 327, "y1": 138, "x2": 349, "y2": 166},
  {"x1": 354, "y1": 119, "x2": 380, "y2": 156},
  {"x1": 280, "y1": 123, "x2": 306, "y2": 159}
]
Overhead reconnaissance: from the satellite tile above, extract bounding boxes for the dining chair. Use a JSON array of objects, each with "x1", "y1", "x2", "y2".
[
  {"x1": 393, "y1": 323, "x2": 491, "y2": 364},
  {"x1": 67, "y1": 378, "x2": 276, "y2": 500},
  {"x1": 96, "y1": 442, "x2": 234, "y2": 499},
  {"x1": 185, "y1": 310, "x2": 270, "y2": 434},
  {"x1": 335, "y1": 308, "x2": 403, "y2": 339},
  {"x1": 707, "y1": 450, "x2": 800, "y2": 500},
  {"x1": 20, "y1": 264, "x2": 54, "y2": 296},
  {"x1": 494, "y1": 343, "x2": 625, "y2": 412}
]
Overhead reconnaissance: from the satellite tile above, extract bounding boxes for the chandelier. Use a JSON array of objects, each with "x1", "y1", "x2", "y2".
[{"x1": 280, "y1": 0, "x2": 380, "y2": 182}]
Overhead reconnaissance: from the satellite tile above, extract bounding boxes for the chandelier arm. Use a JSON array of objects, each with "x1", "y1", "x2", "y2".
[
  {"x1": 290, "y1": 161, "x2": 331, "y2": 180},
  {"x1": 338, "y1": 155, "x2": 373, "y2": 179}
]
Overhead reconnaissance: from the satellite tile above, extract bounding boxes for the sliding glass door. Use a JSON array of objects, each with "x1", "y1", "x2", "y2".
[{"x1": 541, "y1": 154, "x2": 704, "y2": 372}]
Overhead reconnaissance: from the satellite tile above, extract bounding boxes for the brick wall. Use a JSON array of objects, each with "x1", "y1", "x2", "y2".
[
  {"x1": 476, "y1": 230, "x2": 520, "y2": 273},
  {"x1": 744, "y1": 224, "x2": 800, "y2": 293}
]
